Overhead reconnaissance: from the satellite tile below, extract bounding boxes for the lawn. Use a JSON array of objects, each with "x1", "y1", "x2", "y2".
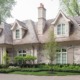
[{"x1": 11, "y1": 71, "x2": 80, "y2": 76}]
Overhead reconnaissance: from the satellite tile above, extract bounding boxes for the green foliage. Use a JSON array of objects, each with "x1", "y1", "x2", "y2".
[
  {"x1": 61, "y1": 0, "x2": 80, "y2": 16},
  {"x1": 0, "y1": 0, "x2": 16, "y2": 23},
  {"x1": 0, "y1": 64, "x2": 9, "y2": 68},
  {"x1": 1, "y1": 64, "x2": 80, "y2": 74},
  {"x1": 44, "y1": 29, "x2": 58, "y2": 73},
  {"x1": 44, "y1": 30, "x2": 58, "y2": 64},
  {"x1": 3, "y1": 51, "x2": 10, "y2": 65},
  {"x1": 14, "y1": 55, "x2": 37, "y2": 65},
  {"x1": 14, "y1": 56, "x2": 25, "y2": 65},
  {"x1": 25, "y1": 55, "x2": 36, "y2": 62}
]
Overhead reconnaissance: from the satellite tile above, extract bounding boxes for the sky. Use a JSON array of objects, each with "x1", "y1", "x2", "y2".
[{"x1": 7, "y1": 0, "x2": 59, "y2": 23}]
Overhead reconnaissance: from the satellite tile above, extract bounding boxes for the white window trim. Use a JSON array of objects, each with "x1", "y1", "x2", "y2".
[
  {"x1": 14, "y1": 29, "x2": 22, "y2": 40},
  {"x1": 17, "y1": 49, "x2": 32, "y2": 56},
  {"x1": 17, "y1": 49, "x2": 26, "y2": 56},
  {"x1": 57, "y1": 24, "x2": 66, "y2": 37},
  {"x1": 56, "y1": 48, "x2": 67, "y2": 64},
  {"x1": 15, "y1": 29, "x2": 21, "y2": 39},
  {"x1": 16, "y1": 29, "x2": 20, "y2": 39}
]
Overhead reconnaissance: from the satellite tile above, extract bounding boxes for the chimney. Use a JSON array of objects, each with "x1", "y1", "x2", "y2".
[{"x1": 37, "y1": 3, "x2": 46, "y2": 35}]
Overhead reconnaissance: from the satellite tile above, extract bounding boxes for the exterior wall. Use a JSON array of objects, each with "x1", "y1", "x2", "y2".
[
  {"x1": 0, "y1": 44, "x2": 80, "y2": 64},
  {"x1": 13, "y1": 44, "x2": 38, "y2": 63},
  {"x1": 66, "y1": 46, "x2": 74, "y2": 64},
  {"x1": 13, "y1": 25, "x2": 23, "y2": 40},
  {"x1": 7, "y1": 48, "x2": 15, "y2": 64},
  {"x1": 54, "y1": 15, "x2": 69, "y2": 37},
  {"x1": 37, "y1": 44, "x2": 74, "y2": 64},
  {"x1": 74, "y1": 46, "x2": 80, "y2": 64}
]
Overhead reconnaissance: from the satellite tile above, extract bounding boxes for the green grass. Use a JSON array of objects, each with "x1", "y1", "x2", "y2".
[{"x1": 11, "y1": 71, "x2": 80, "y2": 76}]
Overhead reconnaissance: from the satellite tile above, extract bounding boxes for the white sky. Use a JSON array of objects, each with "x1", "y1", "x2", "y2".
[{"x1": 7, "y1": 0, "x2": 59, "y2": 23}]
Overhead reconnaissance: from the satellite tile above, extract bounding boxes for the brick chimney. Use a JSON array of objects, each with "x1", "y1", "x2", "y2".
[{"x1": 37, "y1": 3, "x2": 46, "y2": 35}]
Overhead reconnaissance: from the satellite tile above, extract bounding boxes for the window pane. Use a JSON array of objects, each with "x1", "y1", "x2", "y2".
[
  {"x1": 62, "y1": 49, "x2": 66, "y2": 52},
  {"x1": 62, "y1": 53, "x2": 67, "y2": 64},
  {"x1": 16, "y1": 30, "x2": 20, "y2": 38},
  {"x1": 23, "y1": 54, "x2": 26, "y2": 56},
  {"x1": 57, "y1": 24, "x2": 61, "y2": 35},
  {"x1": 56, "y1": 53, "x2": 61, "y2": 64},
  {"x1": 56, "y1": 49, "x2": 61, "y2": 52},
  {"x1": 62, "y1": 24, "x2": 65, "y2": 34},
  {"x1": 23, "y1": 50, "x2": 26, "y2": 53},
  {"x1": 19, "y1": 50, "x2": 22, "y2": 53}
]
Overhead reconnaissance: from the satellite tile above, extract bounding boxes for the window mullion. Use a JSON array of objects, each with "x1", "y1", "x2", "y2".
[
  {"x1": 61, "y1": 50, "x2": 62, "y2": 64},
  {"x1": 61, "y1": 24, "x2": 62, "y2": 35}
]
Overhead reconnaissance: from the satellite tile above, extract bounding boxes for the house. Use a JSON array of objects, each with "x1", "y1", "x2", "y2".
[{"x1": 0, "y1": 3, "x2": 80, "y2": 64}]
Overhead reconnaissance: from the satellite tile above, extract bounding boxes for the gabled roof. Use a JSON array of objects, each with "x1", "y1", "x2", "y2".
[
  {"x1": 11, "y1": 19, "x2": 27, "y2": 30},
  {"x1": 1, "y1": 10, "x2": 80, "y2": 45},
  {"x1": 13, "y1": 20, "x2": 39, "y2": 45},
  {"x1": 51, "y1": 10, "x2": 71, "y2": 25}
]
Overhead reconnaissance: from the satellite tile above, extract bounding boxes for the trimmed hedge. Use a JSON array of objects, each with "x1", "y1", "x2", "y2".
[
  {"x1": 0, "y1": 64, "x2": 9, "y2": 68},
  {"x1": 0, "y1": 64, "x2": 80, "y2": 73}
]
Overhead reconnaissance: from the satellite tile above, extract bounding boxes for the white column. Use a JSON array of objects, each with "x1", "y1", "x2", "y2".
[
  {"x1": 34, "y1": 46, "x2": 38, "y2": 64},
  {"x1": 1, "y1": 48, "x2": 3, "y2": 64}
]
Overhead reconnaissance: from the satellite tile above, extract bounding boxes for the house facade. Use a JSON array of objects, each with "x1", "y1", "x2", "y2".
[{"x1": 0, "y1": 3, "x2": 80, "y2": 64}]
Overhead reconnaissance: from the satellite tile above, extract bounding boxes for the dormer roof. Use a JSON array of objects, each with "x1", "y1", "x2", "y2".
[
  {"x1": 11, "y1": 19, "x2": 27, "y2": 30},
  {"x1": 51, "y1": 10, "x2": 71, "y2": 25}
]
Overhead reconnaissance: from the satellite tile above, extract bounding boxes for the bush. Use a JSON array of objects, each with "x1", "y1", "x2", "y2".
[
  {"x1": 14, "y1": 56, "x2": 25, "y2": 65},
  {"x1": 14, "y1": 55, "x2": 37, "y2": 67},
  {"x1": 0, "y1": 64, "x2": 80, "y2": 73},
  {"x1": 0, "y1": 64, "x2": 9, "y2": 68}
]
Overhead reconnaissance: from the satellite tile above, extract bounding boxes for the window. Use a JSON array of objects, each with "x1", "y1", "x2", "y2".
[
  {"x1": 57, "y1": 24, "x2": 61, "y2": 35},
  {"x1": 56, "y1": 48, "x2": 67, "y2": 64},
  {"x1": 18, "y1": 50, "x2": 26, "y2": 56},
  {"x1": 18, "y1": 49, "x2": 31, "y2": 56},
  {"x1": 57, "y1": 24, "x2": 65, "y2": 35},
  {"x1": 16, "y1": 29, "x2": 20, "y2": 39}
]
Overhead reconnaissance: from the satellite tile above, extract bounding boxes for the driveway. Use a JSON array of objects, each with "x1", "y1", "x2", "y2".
[{"x1": 0, "y1": 74, "x2": 80, "y2": 80}]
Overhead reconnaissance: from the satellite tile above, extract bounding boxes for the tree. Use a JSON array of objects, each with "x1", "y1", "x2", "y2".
[
  {"x1": 0, "y1": 0, "x2": 16, "y2": 23},
  {"x1": 44, "y1": 29, "x2": 58, "y2": 72},
  {"x1": 61, "y1": 0, "x2": 80, "y2": 16}
]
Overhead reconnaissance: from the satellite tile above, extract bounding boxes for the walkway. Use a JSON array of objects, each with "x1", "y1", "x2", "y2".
[{"x1": 0, "y1": 74, "x2": 80, "y2": 80}]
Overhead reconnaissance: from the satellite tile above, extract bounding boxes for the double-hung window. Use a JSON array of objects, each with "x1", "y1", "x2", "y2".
[
  {"x1": 16, "y1": 29, "x2": 20, "y2": 39},
  {"x1": 56, "y1": 48, "x2": 67, "y2": 64},
  {"x1": 57, "y1": 24, "x2": 65, "y2": 35}
]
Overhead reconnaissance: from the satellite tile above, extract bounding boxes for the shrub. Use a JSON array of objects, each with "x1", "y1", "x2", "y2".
[
  {"x1": 14, "y1": 55, "x2": 37, "y2": 67},
  {"x1": 0, "y1": 64, "x2": 9, "y2": 68},
  {"x1": 24, "y1": 55, "x2": 36, "y2": 64},
  {"x1": 3, "y1": 51, "x2": 10, "y2": 65}
]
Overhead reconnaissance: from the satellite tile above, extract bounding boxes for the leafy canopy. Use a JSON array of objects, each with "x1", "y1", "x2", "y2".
[
  {"x1": 61, "y1": 0, "x2": 80, "y2": 16},
  {"x1": 0, "y1": 0, "x2": 16, "y2": 23}
]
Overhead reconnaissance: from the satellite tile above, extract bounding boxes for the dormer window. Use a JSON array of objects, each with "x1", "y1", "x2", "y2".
[
  {"x1": 57, "y1": 24, "x2": 65, "y2": 35},
  {"x1": 16, "y1": 29, "x2": 20, "y2": 39}
]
